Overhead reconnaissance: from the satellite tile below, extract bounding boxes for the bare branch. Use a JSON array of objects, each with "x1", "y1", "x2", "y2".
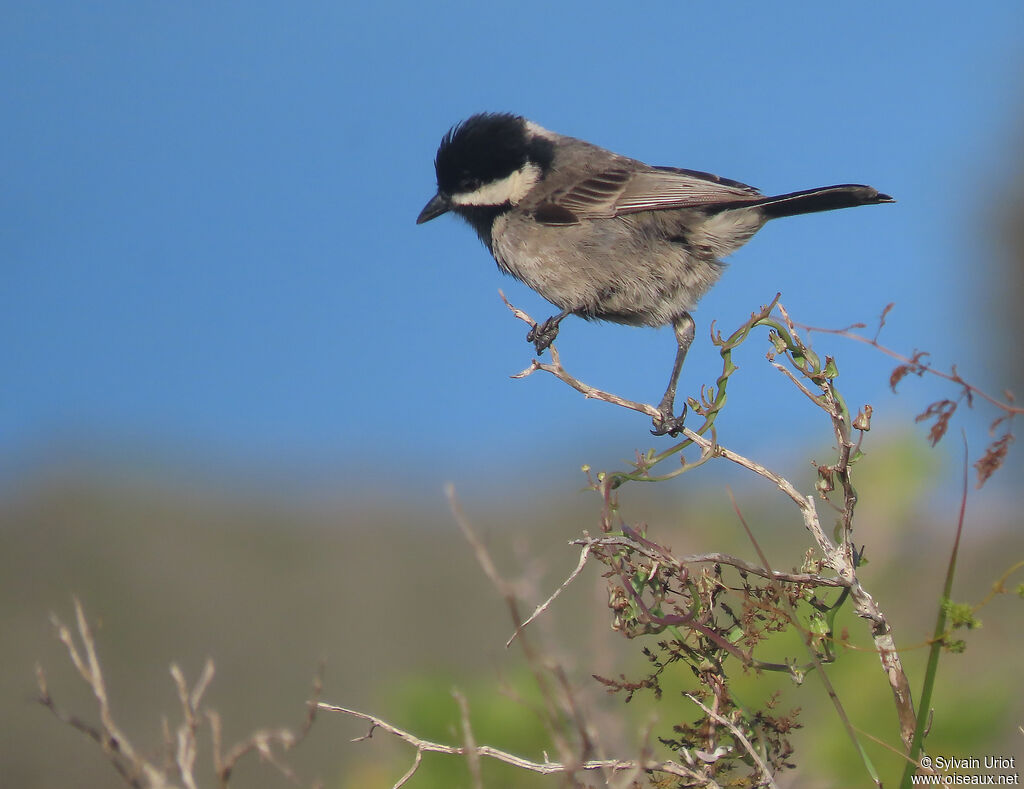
[
  {"x1": 320, "y1": 703, "x2": 720, "y2": 786},
  {"x1": 170, "y1": 660, "x2": 213, "y2": 789},
  {"x1": 453, "y1": 690, "x2": 483, "y2": 789},
  {"x1": 41, "y1": 598, "x2": 167, "y2": 788},
  {"x1": 445, "y1": 484, "x2": 580, "y2": 769},
  {"x1": 502, "y1": 293, "x2": 664, "y2": 421},
  {"x1": 215, "y1": 662, "x2": 323, "y2": 786},
  {"x1": 393, "y1": 748, "x2": 423, "y2": 788},
  {"x1": 38, "y1": 599, "x2": 323, "y2": 788},
  {"x1": 507, "y1": 541, "x2": 592, "y2": 646}
]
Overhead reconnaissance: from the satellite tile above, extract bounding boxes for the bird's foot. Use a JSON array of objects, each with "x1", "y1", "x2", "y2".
[
  {"x1": 651, "y1": 403, "x2": 687, "y2": 437},
  {"x1": 526, "y1": 316, "x2": 562, "y2": 355}
]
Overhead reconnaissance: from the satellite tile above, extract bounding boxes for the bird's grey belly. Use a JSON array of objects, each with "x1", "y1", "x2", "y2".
[{"x1": 491, "y1": 212, "x2": 737, "y2": 327}]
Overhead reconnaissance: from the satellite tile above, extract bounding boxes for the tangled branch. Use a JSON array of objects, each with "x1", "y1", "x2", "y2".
[{"x1": 504, "y1": 295, "x2": 918, "y2": 758}]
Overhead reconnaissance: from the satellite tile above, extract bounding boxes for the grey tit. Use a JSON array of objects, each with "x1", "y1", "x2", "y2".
[{"x1": 417, "y1": 113, "x2": 893, "y2": 434}]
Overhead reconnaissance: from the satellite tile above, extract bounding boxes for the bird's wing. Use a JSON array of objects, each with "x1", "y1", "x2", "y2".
[{"x1": 532, "y1": 165, "x2": 764, "y2": 225}]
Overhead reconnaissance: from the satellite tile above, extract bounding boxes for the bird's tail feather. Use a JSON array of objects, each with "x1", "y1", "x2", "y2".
[{"x1": 753, "y1": 184, "x2": 894, "y2": 219}]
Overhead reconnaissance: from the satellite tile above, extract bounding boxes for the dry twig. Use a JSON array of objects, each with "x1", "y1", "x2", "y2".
[
  {"x1": 37, "y1": 598, "x2": 323, "y2": 788},
  {"x1": 320, "y1": 703, "x2": 721, "y2": 787}
]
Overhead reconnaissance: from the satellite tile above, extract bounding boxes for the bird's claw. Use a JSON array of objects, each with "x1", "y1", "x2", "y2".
[
  {"x1": 651, "y1": 403, "x2": 687, "y2": 437},
  {"x1": 526, "y1": 317, "x2": 561, "y2": 355}
]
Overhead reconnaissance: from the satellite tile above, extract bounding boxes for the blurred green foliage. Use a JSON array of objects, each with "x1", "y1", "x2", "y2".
[{"x1": 2, "y1": 434, "x2": 1020, "y2": 787}]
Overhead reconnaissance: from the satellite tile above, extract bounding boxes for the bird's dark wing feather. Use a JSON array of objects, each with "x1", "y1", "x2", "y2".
[{"x1": 533, "y1": 164, "x2": 763, "y2": 225}]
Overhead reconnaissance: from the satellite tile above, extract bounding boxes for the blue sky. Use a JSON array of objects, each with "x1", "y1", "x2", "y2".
[{"x1": 4, "y1": 3, "x2": 1023, "y2": 495}]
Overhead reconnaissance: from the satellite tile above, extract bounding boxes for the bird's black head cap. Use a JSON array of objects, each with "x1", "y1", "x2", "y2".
[{"x1": 433, "y1": 112, "x2": 554, "y2": 196}]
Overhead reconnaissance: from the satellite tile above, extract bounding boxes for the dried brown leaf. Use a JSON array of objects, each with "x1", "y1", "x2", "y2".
[
  {"x1": 890, "y1": 351, "x2": 930, "y2": 392},
  {"x1": 975, "y1": 434, "x2": 1014, "y2": 488},
  {"x1": 915, "y1": 399, "x2": 957, "y2": 446},
  {"x1": 875, "y1": 303, "x2": 895, "y2": 340}
]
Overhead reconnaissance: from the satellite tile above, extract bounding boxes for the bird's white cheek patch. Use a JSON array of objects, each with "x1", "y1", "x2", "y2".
[{"x1": 450, "y1": 163, "x2": 541, "y2": 207}]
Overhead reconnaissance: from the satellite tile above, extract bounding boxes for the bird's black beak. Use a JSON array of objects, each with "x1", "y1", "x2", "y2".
[{"x1": 416, "y1": 192, "x2": 450, "y2": 224}]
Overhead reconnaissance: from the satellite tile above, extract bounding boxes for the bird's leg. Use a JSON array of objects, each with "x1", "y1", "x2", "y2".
[
  {"x1": 652, "y1": 312, "x2": 695, "y2": 436},
  {"x1": 526, "y1": 308, "x2": 572, "y2": 355}
]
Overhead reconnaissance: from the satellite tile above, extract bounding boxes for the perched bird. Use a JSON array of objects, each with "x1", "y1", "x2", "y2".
[{"x1": 417, "y1": 113, "x2": 893, "y2": 434}]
